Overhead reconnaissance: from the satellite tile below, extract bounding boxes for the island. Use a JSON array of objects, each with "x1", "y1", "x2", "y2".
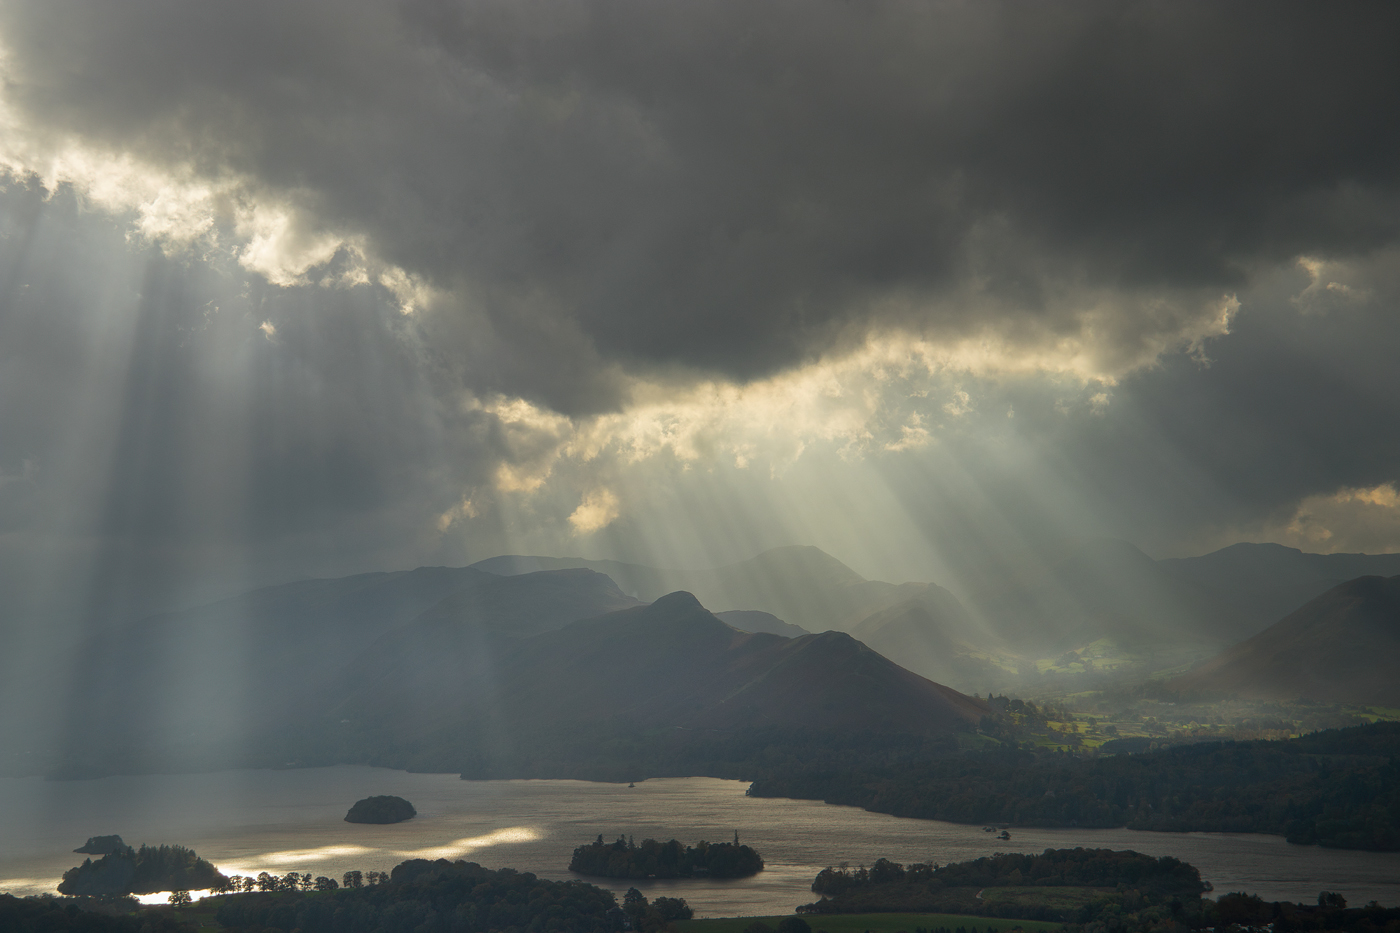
[
  {"x1": 569, "y1": 835, "x2": 764, "y2": 879},
  {"x1": 58, "y1": 843, "x2": 228, "y2": 896},
  {"x1": 802, "y1": 847, "x2": 1209, "y2": 922},
  {"x1": 73, "y1": 835, "x2": 129, "y2": 855},
  {"x1": 345, "y1": 795, "x2": 417, "y2": 824}
]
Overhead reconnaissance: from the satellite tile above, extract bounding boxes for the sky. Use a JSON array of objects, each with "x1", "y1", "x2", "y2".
[{"x1": 1, "y1": 0, "x2": 1399, "y2": 633}]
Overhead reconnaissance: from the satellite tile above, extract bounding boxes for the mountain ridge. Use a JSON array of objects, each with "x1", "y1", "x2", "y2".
[{"x1": 1169, "y1": 574, "x2": 1400, "y2": 705}]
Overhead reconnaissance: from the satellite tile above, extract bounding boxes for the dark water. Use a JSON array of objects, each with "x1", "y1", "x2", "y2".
[{"x1": 2, "y1": 767, "x2": 1397, "y2": 917}]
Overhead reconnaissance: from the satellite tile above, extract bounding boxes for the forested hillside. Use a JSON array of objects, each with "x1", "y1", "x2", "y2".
[{"x1": 750, "y1": 722, "x2": 1400, "y2": 850}]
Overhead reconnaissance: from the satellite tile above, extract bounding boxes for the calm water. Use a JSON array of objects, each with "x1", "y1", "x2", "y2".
[{"x1": 1, "y1": 767, "x2": 1397, "y2": 917}]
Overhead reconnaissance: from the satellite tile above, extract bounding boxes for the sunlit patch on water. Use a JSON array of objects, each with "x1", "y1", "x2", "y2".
[
  {"x1": 396, "y1": 826, "x2": 540, "y2": 860},
  {"x1": 0, "y1": 876, "x2": 61, "y2": 896},
  {"x1": 236, "y1": 843, "x2": 379, "y2": 869},
  {"x1": 134, "y1": 888, "x2": 215, "y2": 905}
]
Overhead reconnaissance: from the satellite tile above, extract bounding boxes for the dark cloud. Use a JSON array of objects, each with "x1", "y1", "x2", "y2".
[{"x1": 1, "y1": 1, "x2": 1397, "y2": 409}]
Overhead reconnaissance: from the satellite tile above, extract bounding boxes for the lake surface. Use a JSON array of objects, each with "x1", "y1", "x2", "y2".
[{"x1": 2, "y1": 767, "x2": 1398, "y2": 917}]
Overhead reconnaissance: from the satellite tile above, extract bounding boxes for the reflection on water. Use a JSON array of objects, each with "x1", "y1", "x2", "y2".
[
  {"x1": 1, "y1": 767, "x2": 1398, "y2": 918},
  {"x1": 396, "y1": 826, "x2": 542, "y2": 860},
  {"x1": 228, "y1": 844, "x2": 376, "y2": 872}
]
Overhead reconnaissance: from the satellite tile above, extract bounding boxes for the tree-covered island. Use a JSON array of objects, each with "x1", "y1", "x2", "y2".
[
  {"x1": 74, "y1": 835, "x2": 129, "y2": 855},
  {"x1": 58, "y1": 843, "x2": 228, "y2": 896},
  {"x1": 345, "y1": 794, "x2": 417, "y2": 824},
  {"x1": 803, "y1": 848, "x2": 1208, "y2": 922},
  {"x1": 570, "y1": 835, "x2": 764, "y2": 879}
]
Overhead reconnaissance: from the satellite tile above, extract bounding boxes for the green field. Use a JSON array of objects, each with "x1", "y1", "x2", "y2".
[{"x1": 678, "y1": 913, "x2": 1065, "y2": 933}]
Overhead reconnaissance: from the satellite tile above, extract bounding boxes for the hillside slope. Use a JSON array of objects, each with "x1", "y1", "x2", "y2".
[{"x1": 1170, "y1": 575, "x2": 1400, "y2": 704}]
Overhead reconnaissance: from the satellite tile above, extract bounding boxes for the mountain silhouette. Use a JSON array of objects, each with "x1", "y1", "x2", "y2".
[
  {"x1": 336, "y1": 590, "x2": 986, "y2": 745},
  {"x1": 1159, "y1": 543, "x2": 1400, "y2": 638},
  {"x1": 850, "y1": 596, "x2": 998, "y2": 689},
  {"x1": 715, "y1": 609, "x2": 810, "y2": 637},
  {"x1": 471, "y1": 545, "x2": 932, "y2": 633},
  {"x1": 1170, "y1": 575, "x2": 1400, "y2": 704},
  {"x1": 55, "y1": 567, "x2": 640, "y2": 774}
]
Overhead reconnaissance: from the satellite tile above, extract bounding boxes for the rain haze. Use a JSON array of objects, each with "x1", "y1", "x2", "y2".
[{"x1": 2, "y1": 0, "x2": 1400, "y2": 921}]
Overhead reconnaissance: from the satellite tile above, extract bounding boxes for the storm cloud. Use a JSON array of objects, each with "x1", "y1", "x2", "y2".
[{"x1": 3, "y1": 2, "x2": 1397, "y2": 399}]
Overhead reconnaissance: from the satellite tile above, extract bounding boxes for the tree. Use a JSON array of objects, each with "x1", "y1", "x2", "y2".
[
  {"x1": 168, "y1": 890, "x2": 192, "y2": 908},
  {"x1": 623, "y1": 887, "x2": 648, "y2": 924},
  {"x1": 256, "y1": 872, "x2": 276, "y2": 892},
  {"x1": 298, "y1": 872, "x2": 314, "y2": 891},
  {"x1": 651, "y1": 897, "x2": 693, "y2": 922},
  {"x1": 344, "y1": 870, "x2": 364, "y2": 888},
  {"x1": 314, "y1": 875, "x2": 339, "y2": 891}
]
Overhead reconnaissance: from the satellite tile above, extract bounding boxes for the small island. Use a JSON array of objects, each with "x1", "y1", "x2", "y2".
[
  {"x1": 570, "y1": 835, "x2": 764, "y2": 879},
  {"x1": 73, "y1": 835, "x2": 128, "y2": 855},
  {"x1": 345, "y1": 795, "x2": 417, "y2": 824}
]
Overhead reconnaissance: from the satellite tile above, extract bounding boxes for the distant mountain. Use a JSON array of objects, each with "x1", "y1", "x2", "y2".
[
  {"x1": 48, "y1": 555, "x2": 985, "y2": 778},
  {"x1": 406, "y1": 568, "x2": 641, "y2": 638},
  {"x1": 1159, "y1": 543, "x2": 1400, "y2": 638},
  {"x1": 473, "y1": 545, "x2": 942, "y2": 633},
  {"x1": 850, "y1": 595, "x2": 1003, "y2": 690},
  {"x1": 715, "y1": 609, "x2": 809, "y2": 637},
  {"x1": 957, "y1": 538, "x2": 1233, "y2": 652},
  {"x1": 497, "y1": 592, "x2": 986, "y2": 734},
  {"x1": 472, "y1": 541, "x2": 1297, "y2": 690},
  {"x1": 1169, "y1": 575, "x2": 1400, "y2": 705},
  {"x1": 55, "y1": 567, "x2": 641, "y2": 774},
  {"x1": 332, "y1": 591, "x2": 987, "y2": 774},
  {"x1": 469, "y1": 555, "x2": 671, "y2": 600}
]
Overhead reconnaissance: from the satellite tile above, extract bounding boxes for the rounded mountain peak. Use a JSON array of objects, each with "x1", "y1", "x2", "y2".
[{"x1": 650, "y1": 590, "x2": 707, "y2": 613}]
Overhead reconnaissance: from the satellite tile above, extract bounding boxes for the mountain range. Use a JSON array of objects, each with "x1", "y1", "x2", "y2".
[
  {"x1": 475, "y1": 540, "x2": 1400, "y2": 692},
  {"x1": 45, "y1": 560, "x2": 987, "y2": 778},
  {"x1": 34, "y1": 538, "x2": 1400, "y2": 778},
  {"x1": 328, "y1": 590, "x2": 986, "y2": 774}
]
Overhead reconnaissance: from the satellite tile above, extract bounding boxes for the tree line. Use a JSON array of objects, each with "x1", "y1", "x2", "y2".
[
  {"x1": 211, "y1": 869, "x2": 390, "y2": 893},
  {"x1": 749, "y1": 722, "x2": 1400, "y2": 850},
  {"x1": 569, "y1": 834, "x2": 764, "y2": 879},
  {"x1": 213, "y1": 858, "x2": 643, "y2": 933}
]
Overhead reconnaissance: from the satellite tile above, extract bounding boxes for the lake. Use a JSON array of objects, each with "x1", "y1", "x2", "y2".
[{"x1": 1, "y1": 767, "x2": 1397, "y2": 917}]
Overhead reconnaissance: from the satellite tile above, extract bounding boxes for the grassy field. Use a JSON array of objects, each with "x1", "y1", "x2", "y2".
[{"x1": 678, "y1": 913, "x2": 1065, "y2": 933}]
